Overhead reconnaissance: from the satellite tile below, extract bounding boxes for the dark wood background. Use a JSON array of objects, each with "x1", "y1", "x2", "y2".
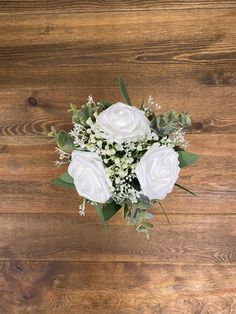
[{"x1": 0, "y1": 1, "x2": 236, "y2": 313}]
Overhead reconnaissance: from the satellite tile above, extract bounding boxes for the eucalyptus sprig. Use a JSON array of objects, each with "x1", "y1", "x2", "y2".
[{"x1": 48, "y1": 77, "x2": 200, "y2": 238}]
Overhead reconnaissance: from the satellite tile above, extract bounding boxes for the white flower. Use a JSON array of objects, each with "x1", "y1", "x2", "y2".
[
  {"x1": 96, "y1": 102, "x2": 151, "y2": 143},
  {"x1": 68, "y1": 150, "x2": 112, "y2": 203},
  {"x1": 135, "y1": 143, "x2": 180, "y2": 200}
]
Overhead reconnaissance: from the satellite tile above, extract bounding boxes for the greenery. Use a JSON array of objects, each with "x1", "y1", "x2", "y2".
[
  {"x1": 48, "y1": 77, "x2": 200, "y2": 239},
  {"x1": 177, "y1": 150, "x2": 200, "y2": 168},
  {"x1": 119, "y1": 76, "x2": 132, "y2": 106}
]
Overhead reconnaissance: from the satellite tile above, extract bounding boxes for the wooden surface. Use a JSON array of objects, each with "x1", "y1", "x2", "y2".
[{"x1": 0, "y1": 1, "x2": 236, "y2": 313}]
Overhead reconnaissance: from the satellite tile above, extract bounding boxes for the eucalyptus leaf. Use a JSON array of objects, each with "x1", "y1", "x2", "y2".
[
  {"x1": 102, "y1": 100, "x2": 112, "y2": 109},
  {"x1": 119, "y1": 76, "x2": 131, "y2": 106},
  {"x1": 59, "y1": 172, "x2": 74, "y2": 184},
  {"x1": 79, "y1": 106, "x2": 91, "y2": 124},
  {"x1": 144, "y1": 212, "x2": 154, "y2": 220},
  {"x1": 135, "y1": 194, "x2": 151, "y2": 210},
  {"x1": 72, "y1": 110, "x2": 80, "y2": 123},
  {"x1": 178, "y1": 151, "x2": 200, "y2": 168},
  {"x1": 56, "y1": 130, "x2": 75, "y2": 153},
  {"x1": 102, "y1": 201, "x2": 121, "y2": 221},
  {"x1": 52, "y1": 178, "x2": 75, "y2": 189},
  {"x1": 150, "y1": 111, "x2": 192, "y2": 136},
  {"x1": 150, "y1": 117, "x2": 157, "y2": 129},
  {"x1": 142, "y1": 222, "x2": 154, "y2": 229},
  {"x1": 136, "y1": 223, "x2": 152, "y2": 240}
]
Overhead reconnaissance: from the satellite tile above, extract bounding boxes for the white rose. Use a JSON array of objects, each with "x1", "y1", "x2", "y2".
[
  {"x1": 135, "y1": 143, "x2": 180, "y2": 200},
  {"x1": 68, "y1": 150, "x2": 112, "y2": 203},
  {"x1": 96, "y1": 102, "x2": 151, "y2": 143}
]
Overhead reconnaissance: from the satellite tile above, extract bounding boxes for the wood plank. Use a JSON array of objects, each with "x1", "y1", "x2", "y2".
[
  {"x1": 0, "y1": 262, "x2": 236, "y2": 313},
  {"x1": 0, "y1": 10, "x2": 235, "y2": 68},
  {"x1": 2, "y1": 64, "x2": 234, "y2": 89},
  {"x1": 0, "y1": 84, "x2": 235, "y2": 135},
  {"x1": 0, "y1": 134, "x2": 235, "y2": 214},
  {"x1": 0, "y1": 0, "x2": 235, "y2": 14},
  {"x1": 0, "y1": 10, "x2": 235, "y2": 134},
  {"x1": 0, "y1": 213, "x2": 235, "y2": 262},
  {"x1": 0, "y1": 10, "x2": 235, "y2": 61}
]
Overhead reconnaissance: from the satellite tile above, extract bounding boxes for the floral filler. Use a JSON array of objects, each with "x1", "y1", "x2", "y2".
[{"x1": 48, "y1": 78, "x2": 199, "y2": 238}]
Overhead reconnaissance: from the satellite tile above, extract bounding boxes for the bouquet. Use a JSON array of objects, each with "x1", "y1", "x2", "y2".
[{"x1": 48, "y1": 78, "x2": 199, "y2": 238}]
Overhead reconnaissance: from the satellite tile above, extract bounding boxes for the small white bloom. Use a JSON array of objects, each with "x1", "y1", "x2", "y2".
[
  {"x1": 135, "y1": 143, "x2": 180, "y2": 200},
  {"x1": 86, "y1": 117, "x2": 93, "y2": 126},
  {"x1": 79, "y1": 199, "x2": 86, "y2": 216},
  {"x1": 96, "y1": 102, "x2": 151, "y2": 143},
  {"x1": 87, "y1": 95, "x2": 94, "y2": 104},
  {"x1": 155, "y1": 103, "x2": 161, "y2": 110},
  {"x1": 97, "y1": 140, "x2": 103, "y2": 148},
  {"x1": 68, "y1": 150, "x2": 112, "y2": 203},
  {"x1": 114, "y1": 158, "x2": 120, "y2": 165}
]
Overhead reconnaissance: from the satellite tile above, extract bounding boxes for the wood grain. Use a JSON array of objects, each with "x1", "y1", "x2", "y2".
[
  {"x1": 0, "y1": 262, "x2": 236, "y2": 314},
  {"x1": 0, "y1": 10, "x2": 235, "y2": 68},
  {"x1": 0, "y1": 9, "x2": 235, "y2": 136},
  {"x1": 0, "y1": 84, "x2": 235, "y2": 136},
  {"x1": 0, "y1": 10, "x2": 235, "y2": 62},
  {"x1": 0, "y1": 213, "x2": 235, "y2": 263},
  {"x1": 0, "y1": 2, "x2": 236, "y2": 313},
  {"x1": 0, "y1": 0, "x2": 235, "y2": 14}
]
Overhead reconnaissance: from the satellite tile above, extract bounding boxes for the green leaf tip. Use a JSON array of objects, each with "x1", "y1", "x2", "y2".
[
  {"x1": 119, "y1": 76, "x2": 131, "y2": 106},
  {"x1": 52, "y1": 177, "x2": 75, "y2": 189},
  {"x1": 178, "y1": 151, "x2": 200, "y2": 168},
  {"x1": 56, "y1": 130, "x2": 75, "y2": 153},
  {"x1": 52, "y1": 171, "x2": 75, "y2": 189},
  {"x1": 175, "y1": 183, "x2": 197, "y2": 197},
  {"x1": 102, "y1": 201, "x2": 121, "y2": 221}
]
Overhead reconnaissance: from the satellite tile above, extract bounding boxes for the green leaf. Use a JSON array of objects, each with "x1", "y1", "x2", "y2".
[
  {"x1": 122, "y1": 203, "x2": 129, "y2": 220},
  {"x1": 56, "y1": 130, "x2": 75, "y2": 153},
  {"x1": 119, "y1": 76, "x2": 131, "y2": 106},
  {"x1": 71, "y1": 110, "x2": 80, "y2": 123},
  {"x1": 144, "y1": 212, "x2": 154, "y2": 220},
  {"x1": 102, "y1": 201, "x2": 121, "y2": 221},
  {"x1": 59, "y1": 172, "x2": 74, "y2": 184},
  {"x1": 79, "y1": 106, "x2": 90, "y2": 124},
  {"x1": 175, "y1": 183, "x2": 197, "y2": 197},
  {"x1": 52, "y1": 178, "x2": 75, "y2": 189},
  {"x1": 102, "y1": 100, "x2": 112, "y2": 109},
  {"x1": 142, "y1": 222, "x2": 154, "y2": 229},
  {"x1": 150, "y1": 117, "x2": 157, "y2": 129},
  {"x1": 178, "y1": 151, "x2": 200, "y2": 168},
  {"x1": 135, "y1": 195, "x2": 151, "y2": 210},
  {"x1": 140, "y1": 98, "x2": 145, "y2": 110}
]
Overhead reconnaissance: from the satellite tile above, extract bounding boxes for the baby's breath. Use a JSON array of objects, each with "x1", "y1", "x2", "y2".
[
  {"x1": 79, "y1": 198, "x2": 86, "y2": 216},
  {"x1": 54, "y1": 147, "x2": 71, "y2": 167},
  {"x1": 50, "y1": 76, "x2": 196, "y2": 240},
  {"x1": 169, "y1": 128, "x2": 189, "y2": 149}
]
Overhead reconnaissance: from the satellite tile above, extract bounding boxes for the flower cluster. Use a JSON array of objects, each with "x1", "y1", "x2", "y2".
[{"x1": 49, "y1": 78, "x2": 199, "y2": 238}]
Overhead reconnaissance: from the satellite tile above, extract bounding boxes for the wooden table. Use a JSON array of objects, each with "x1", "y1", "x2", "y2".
[{"x1": 0, "y1": 1, "x2": 236, "y2": 313}]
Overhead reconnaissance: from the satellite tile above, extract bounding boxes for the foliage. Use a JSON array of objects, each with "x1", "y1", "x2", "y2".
[
  {"x1": 48, "y1": 77, "x2": 199, "y2": 238},
  {"x1": 150, "y1": 111, "x2": 191, "y2": 136}
]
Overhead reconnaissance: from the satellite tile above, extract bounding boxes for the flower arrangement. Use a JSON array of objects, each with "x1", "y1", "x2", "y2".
[{"x1": 48, "y1": 78, "x2": 199, "y2": 238}]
